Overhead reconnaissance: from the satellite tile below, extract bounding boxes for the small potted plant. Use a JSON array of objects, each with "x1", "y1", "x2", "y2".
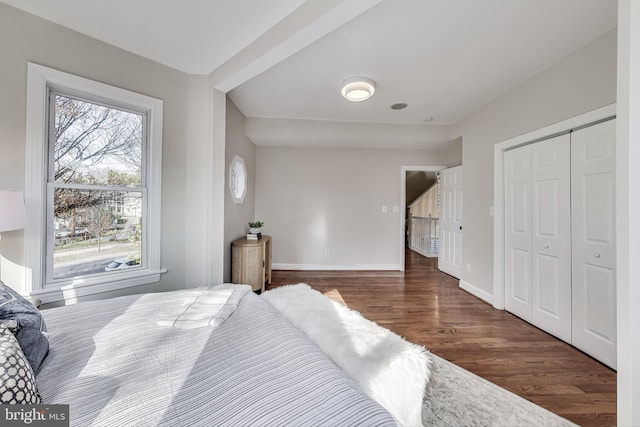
[{"x1": 248, "y1": 221, "x2": 264, "y2": 234}]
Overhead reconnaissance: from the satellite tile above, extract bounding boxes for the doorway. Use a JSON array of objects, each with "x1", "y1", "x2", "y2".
[{"x1": 399, "y1": 165, "x2": 446, "y2": 271}]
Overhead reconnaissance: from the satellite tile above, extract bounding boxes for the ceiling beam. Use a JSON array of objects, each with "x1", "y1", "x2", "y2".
[{"x1": 209, "y1": 0, "x2": 383, "y2": 92}]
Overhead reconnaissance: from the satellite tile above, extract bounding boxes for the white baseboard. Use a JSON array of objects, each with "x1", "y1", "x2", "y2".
[
  {"x1": 408, "y1": 247, "x2": 438, "y2": 258},
  {"x1": 459, "y1": 279, "x2": 494, "y2": 306},
  {"x1": 273, "y1": 263, "x2": 402, "y2": 271}
]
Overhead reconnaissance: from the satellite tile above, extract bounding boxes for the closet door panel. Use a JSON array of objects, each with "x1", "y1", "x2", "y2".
[
  {"x1": 583, "y1": 264, "x2": 616, "y2": 337},
  {"x1": 535, "y1": 253, "x2": 562, "y2": 318},
  {"x1": 571, "y1": 119, "x2": 616, "y2": 369},
  {"x1": 509, "y1": 247, "x2": 530, "y2": 303},
  {"x1": 504, "y1": 145, "x2": 532, "y2": 320},
  {"x1": 531, "y1": 135, "x2": 572, "y2": 342}
]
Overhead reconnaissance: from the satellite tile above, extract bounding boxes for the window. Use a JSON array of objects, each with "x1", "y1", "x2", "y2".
[
  {"x1": 229, "y1": 155, "x2": 247, "y2": 203},
  {"x1": 26, "y1": 64, "x2": 164, "y2": 303}
]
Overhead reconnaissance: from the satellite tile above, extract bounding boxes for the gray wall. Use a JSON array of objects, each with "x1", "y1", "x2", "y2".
[
  {"x1": 0, "y1": 3, "x2": 196, "y2": 299},
  {"x1": 453, "y1": 29, "x2": 617, "y2": 298},
  {"x1": 224, "y1": 98, "x2": 257, "y2": 281},
  {"x1": 255, "y1": 146, "x2": 459, "y2": 269}
]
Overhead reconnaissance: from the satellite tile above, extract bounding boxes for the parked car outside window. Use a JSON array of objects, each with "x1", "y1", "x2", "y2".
[{"x1": 105, "y1": 257, "x2": 140, "y2": 272}]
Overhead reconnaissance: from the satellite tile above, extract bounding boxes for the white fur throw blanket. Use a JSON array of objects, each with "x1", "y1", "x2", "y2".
[{"x1": 263, "y1": 283, "x2": 431, "y2": 427}]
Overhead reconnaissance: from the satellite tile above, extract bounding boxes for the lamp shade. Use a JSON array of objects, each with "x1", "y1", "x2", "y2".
[{"x1": 0, "y1": 191, "x2": 27, "y2": 233}]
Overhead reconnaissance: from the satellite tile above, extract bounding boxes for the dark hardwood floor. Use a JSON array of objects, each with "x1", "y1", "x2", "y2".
[{"x1": 267, "y1": 249, "x2": 616, "y2": 427}]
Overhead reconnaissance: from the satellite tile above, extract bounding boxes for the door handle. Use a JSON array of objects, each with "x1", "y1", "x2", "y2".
[{"x1": 594, "y1": 252, "x2": 601, "y2": 259}]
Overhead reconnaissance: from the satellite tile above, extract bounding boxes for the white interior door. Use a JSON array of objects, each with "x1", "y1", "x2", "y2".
[
  {"x1": 530, "y1": 135, "x2": 572, "y2": 342},
  {"x1": 504, "y1": 135, "x2": 571, "y2": 343},
  {"x1": 504, "y1": 145, "x2": 533, "y2": 321},
  {"x1": 571, "y1": 119, "x2": 617, "y2": 369},
  {"x1": 438, "y1": 166, "x2": 462, "y2": 278}
]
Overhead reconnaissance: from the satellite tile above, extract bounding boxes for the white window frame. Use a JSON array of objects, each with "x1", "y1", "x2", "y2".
[{"x1": 25, "y1": 63, "x2": 165, "y2": 304}]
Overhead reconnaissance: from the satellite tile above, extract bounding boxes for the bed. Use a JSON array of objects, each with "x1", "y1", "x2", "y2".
[
  {"x1": 0, "y1": 280, "x2": 432, "y2": 426},
  {"x1": 31, "y1": 284, "x2": 402, "y2": 426}
]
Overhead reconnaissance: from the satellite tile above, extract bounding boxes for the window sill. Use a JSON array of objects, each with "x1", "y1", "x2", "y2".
[{"x1": 29, "y1": 269, "x2": 167, "y2": 305}]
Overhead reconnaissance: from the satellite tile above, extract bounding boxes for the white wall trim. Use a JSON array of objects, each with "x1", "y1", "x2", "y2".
[
  {"x1": 400, "y1": 165, "x2": 447, "y2": 271},
  {"x1": 30, "y1": 269, "x2": 166, "y2": 304},
  {"x1": 492, "y1": 103, "x2": 616, "y2": 310},
  {"x1": 273, "y1": 263, "x2": 401, "y2": 271},
  {"x1": 616, "y1": 2, "x2": 639, "y2": 422},
  {"x1": 460, "y1": 279, "x2": 494, "y2": 306}
]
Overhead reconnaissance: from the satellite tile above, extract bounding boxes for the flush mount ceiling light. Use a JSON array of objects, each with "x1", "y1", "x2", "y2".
[{"x1": 340, "y1": 76, "x2": 376, "y2": 102}]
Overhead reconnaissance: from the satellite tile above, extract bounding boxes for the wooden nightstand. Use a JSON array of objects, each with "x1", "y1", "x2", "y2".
[{"x1": 231, "y1": 235, "x2": 272, "y2": 293}]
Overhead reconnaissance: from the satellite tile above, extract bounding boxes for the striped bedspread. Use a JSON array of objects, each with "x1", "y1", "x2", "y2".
[{"x1": 37, "y1": 285, "x2": 399, "y2": 427}]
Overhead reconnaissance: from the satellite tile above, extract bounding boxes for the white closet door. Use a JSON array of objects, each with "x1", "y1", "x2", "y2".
[
  {"x1": 530, "y1": 135, "x2": 572, "y2": 342},
  {"x1": 438, "y1": 166, "x2": 463, "y2": 279},
  {"x1": 571, "y1": 119, "x2": 617, "y2": 369},
  {"x1": 504, "y1": 135, "x2": 571, "y2": 341},
  {"x1": 504, "y1": 145, "x2": 533, "y2": 321}
]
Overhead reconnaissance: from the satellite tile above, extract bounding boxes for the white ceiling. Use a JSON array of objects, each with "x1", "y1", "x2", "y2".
[
  {"x1": 0, "y1": 0, "x2": 308, "y2": 74},
  {"x1": 231, "y1": 0, "x2": 617, "y2": 126},
  {"x1": 2, "y1": 0, "x2": 617, "y2": 148}
]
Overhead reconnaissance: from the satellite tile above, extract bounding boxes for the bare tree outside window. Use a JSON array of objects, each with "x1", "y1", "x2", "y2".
[
  {"x1": 50, "y1": 93, "x2": 145, "y2": 280},
  {"x1": 87, "y1": 202, "x2": 114, "y2": 252}
]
